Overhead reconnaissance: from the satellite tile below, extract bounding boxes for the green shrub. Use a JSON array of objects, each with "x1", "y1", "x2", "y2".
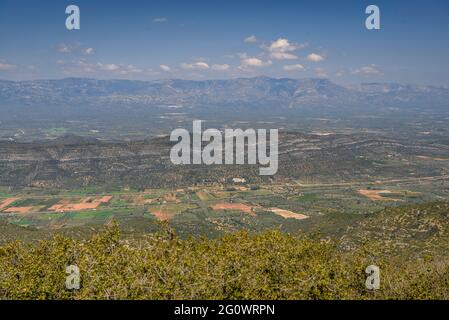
[{"x1": 0, "y1": 221, "x2": 447, "y2": 300}]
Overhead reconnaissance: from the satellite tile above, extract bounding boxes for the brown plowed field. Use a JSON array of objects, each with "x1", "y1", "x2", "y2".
[
  {"x1": 0, "y1": 198, "x2": 20, "y2": 211},
  {"x1": 4, "y1": 206, "x2": 34, "y2": 214},
  {"x1": 210, "y1": 203, "x2": 256, "y2": 216},
  {"x1": 49, "y1": 196, "x2": 113, "y2": 212}
]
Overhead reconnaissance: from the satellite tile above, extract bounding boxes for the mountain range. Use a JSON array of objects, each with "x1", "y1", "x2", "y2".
[{"x1": 1, "y1": 77, "x2": 448, "y2": 109}]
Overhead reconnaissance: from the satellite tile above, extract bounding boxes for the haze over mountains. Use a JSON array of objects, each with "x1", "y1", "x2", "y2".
[{"x1": 1, "y1": 77, "x2": 449, "y2": 109}]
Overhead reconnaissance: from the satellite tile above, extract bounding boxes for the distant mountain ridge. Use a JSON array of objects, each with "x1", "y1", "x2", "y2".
[{"x1": 1, "y1": 77, "x2": 448, "y2": 109}]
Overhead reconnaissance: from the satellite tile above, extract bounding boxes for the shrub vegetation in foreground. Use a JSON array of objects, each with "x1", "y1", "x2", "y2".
[{"x1": 0, "y1": 221, "x2": 448, "y2": 300}]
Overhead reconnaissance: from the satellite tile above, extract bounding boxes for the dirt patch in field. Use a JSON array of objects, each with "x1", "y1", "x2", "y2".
[
  {"x1": 269, "y1": 208, "x2": 309, "y2": 220},
  {"x1": 134, "y1": 194, "x2": 167, "y2": 205},
  {"x1": 211, "y1": 191, "x2": 229, "y2": 199},
  {"x1": 210, "y1": 203, "x2": 256, "y2": 216},
  {"x1": 416, "y1": 156, "x2": 449, "y2": 161},
  {"x1": 0, "y1": 198, "x2": 20, "y2": 211},
  {"x1": 164, "y1": 193, "x2": 180, "y2": 203},
  {"x1": 98, "y1": 196, "x2": 113, "y2": 203},
  {"x1": 152, "y1": 211, "x2": 175, "y2": 221},
  {"x1": 133, "y1": 194, "x2": 151, "y2": 205},
  {"x1": 358, "y1": 189, "x2": 401, "y2": 201},
  {"x1": 196, "y1": 191, "x2": 210, "y2": 201},
  {"x1": 49, "y1": 196, "x2": 113, "y2": 212},
  {"x1": 149, "y1": 203, "x2": 197, "y2": 221},
  {"x1": 4, "y1": 206, "x2": 34, "y2": 214}
]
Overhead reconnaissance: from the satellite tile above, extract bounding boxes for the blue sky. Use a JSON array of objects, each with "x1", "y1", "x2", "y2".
[{"x1": 0, "y1": 0, "x2": 448, "y2": 85}]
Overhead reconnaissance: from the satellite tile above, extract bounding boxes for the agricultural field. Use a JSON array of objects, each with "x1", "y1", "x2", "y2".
[
  {"x1": 0, "y1": 124, "x2": 448, "y2": 254},
  {"x1": 1, "y1": 172, "x2": 447, "y2": 239}
]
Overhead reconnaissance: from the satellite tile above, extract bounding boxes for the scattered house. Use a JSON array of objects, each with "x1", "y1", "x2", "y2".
[{"x1": 232, "y1": 178, "x2": 247, "y2": 184}]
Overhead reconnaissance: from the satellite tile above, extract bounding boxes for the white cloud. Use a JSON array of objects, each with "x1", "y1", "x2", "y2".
[
  {"x1": 212, "y1": 64, "x2": 230, "y2": 71},
  {"x1": 242, "y1": 57, "x2": 272, "y2": 67},
  {"x1": 239, "y1": 53, "x2": 272, "y2": 68},
  {"x1": 180, "y1": 61, "x2": 210, "y2": 70},
  {"x1": 268, "y1": 38, "x2": 296, "y2": 52},
  {"x1": 71, "y1": 59, "x2": 96, "y2": 73},
  {"x1": 352, "y1": 64, "x2": 382, "y2": 76},
  {"x1": 57, "y1": 43, "x2": 94, "y2": 56},
  {"x1": 315, "y1": 68, "x2": 328, "y2": 78},
  {"x1": 153, "y1": 17, "x2": 168, "y2": 23},
  {"x1": 122, "y1": 64, "x2": 143, "y2": 74},
  {"x1": 98, "y1": 63, "x2": 120, "y2": 71},
  {"x1": 270, "y1": 52, "x2": 298, "y2": 60},
  {"x1": 244, "y1": 35, "x2": 257, "y2": 43},
  {"x1": 84, "y1": 48, "x2": 95, "y2": 55},
  {"x1": 0, "y1": 62, "x2": 17, "y2": 70},
  {"x1": 307, "y1": 53, "x2": 324, "y2": 62},
  {"x1": 60, "y1": 59, "x2": 148, "y2": 77},
  {"x1": 264, "y1": 38, "x2": 306, "y2": 60},
  {"x1": 96, "y1": 63, "x2": 143, "y2": 74},
  {"x1": 160, "y1": 64, "x2": 171, "y2": 72},
  {"x1": 283, "y1": 64, "x2": 305, "y2": 71},
  {"x1": 57, "y1": 43, "x2": 76, "y2": 53}
]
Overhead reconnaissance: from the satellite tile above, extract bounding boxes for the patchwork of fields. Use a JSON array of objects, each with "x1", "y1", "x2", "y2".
[{"x1": 1, "y1": 174, "x2": 447, "y2": 237}]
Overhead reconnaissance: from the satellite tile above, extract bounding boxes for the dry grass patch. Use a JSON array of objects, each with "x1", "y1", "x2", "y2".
[
  {"x1": 358, "y1": 189, "x2": 402, "y2": 202},
  {"x1": 149, "y1": 203, "x2": 197, "y2": 221},
  {"x1": 269, "y1": 208, "x2": 309, "y2": 220},
  {"x1": 210, "y1": 203, "x2": 256, "y2": 216},
  {"x1": 164, "y1": 193, "x2": 180, "y2": 203}
]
